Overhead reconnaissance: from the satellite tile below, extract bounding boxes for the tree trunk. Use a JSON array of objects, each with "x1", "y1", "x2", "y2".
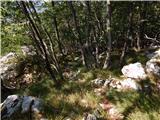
[
  {"x1": 119, "y1": 41, "x2": 127, "y2": 66},
  {"x1": 103, "y1": 0, "x2": 111, "y2": 69},
  {"x1": 51, "y1": 1, "x2": 64, "y2": 56},
  {"x1": 29, "y1": 1, "x2": 64, "y2": 81},
  {"x1": 68, "y1": 1, "x2": 88, "y2": 68},
  {"x1": 85, "y1": 1, "x2": 97, "y2": 68},
  {"x1": 128, "y1": 2, "x2": 134, "y2": 48},
  {"x1": 18, "y1": 1, "x2": 61, "y2": 86}
]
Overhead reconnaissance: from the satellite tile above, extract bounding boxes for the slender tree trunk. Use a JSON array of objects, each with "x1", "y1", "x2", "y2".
[
  {"x1": 29, "y1": 1, "x2": 64, "y2": 81},
  {"x1": 85, "y1": 1, "x2": 97, "y2": 68},
  {"x1": 136, "y1": 2, "x2": 144, "y2": 51},
  {"x1": 51, "y1": 1, "x2": 64, "y2": 56},
  {"x1": 128, "y1": 2, "x2": 134, "y2": 48},
  {"x1": 19, "y1": 1, "x2": 61, "y2": 86},
  {"x1": 103, "y1": 0, "x2": 111, "y2": 69},
  {"x1": 68, "y1": 1, "x2": 88, "y2": 68},
  {"x1": 27, "y1": 23, "x2": 44, "y2": 56},
  {"x1": 140, "y1": 2, "x2": 147, "y2": 49},
  {"x1": 120, "y1": 41, "x2": 127, "y2": 66}
]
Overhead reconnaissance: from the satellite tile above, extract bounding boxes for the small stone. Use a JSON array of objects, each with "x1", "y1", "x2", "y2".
[
  {"x1": 83, "y1": 113, "x2": 97, "y2": 120},
  {"x1": 103, "y1": 79, "x2": 112, "y2": 87},
  {"x1": 91, "y1": 78, "x2": 105, "y2": 87}
]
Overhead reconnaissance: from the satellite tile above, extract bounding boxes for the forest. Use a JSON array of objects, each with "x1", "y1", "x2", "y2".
[{"x1": 1, "y1": 1, "x2": 160, "y2": 120}]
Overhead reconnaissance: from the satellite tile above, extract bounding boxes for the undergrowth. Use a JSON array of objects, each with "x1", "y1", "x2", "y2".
[{"x1": 16, "y1": 51, "x2": 159, "y2": 120}]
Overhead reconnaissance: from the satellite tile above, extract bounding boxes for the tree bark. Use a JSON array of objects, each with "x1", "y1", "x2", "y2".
[
  {"x1": 19, "y1": 1, "x2": 60, "y2": 85},
  {"x1": 68, "y1": 1, "x2": 88, "y2": 68},
  {"x1": 29, "y1": 1, "x2": 64, "y2": 81},
  {"x1": 103, "y1": 0, "x2": 111, "y2": 69},
  {"x1": 119, "y1": 41, "x2": 127, "y2": 66},
  {"x1": 85, "y1": 1, "x2": 97, "y2": 68},
  {"x1": 51, "y1": 1, "x2": 65, "y2": 56}
]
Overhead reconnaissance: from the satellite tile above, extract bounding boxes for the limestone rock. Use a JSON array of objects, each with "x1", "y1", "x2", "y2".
[
  {"x1": 21, "y1": 45, "x2": 36, "y2": 56},
  {"x1": 146, "y1": 58, "x2": 160, "y2": 80},
  {"x1": 146, "y1": 48, "x2": 160, "y2": 59},
  {"x1": 0, "y1": 52, "x2": 19, "y2": 81},
  {"x1": 120, "y1": 78, "x2": 140, "y2": 90},
  {"x1": 121, "y1": 62, "x2": 147, "y2": 80},
  {"x1": 0, "y1": 52, "x2": 24, "y2": 89},
  {"x1": 83, "y1": 114, "x2": 97, "y2": 120},
  {"x1": 102, "y1": 77, "x2": 139, "y2": 91},
  {"x1": 0, "y1": 48, "x2": 40, "y2": 91},
  {"x1": 1, "y1": 95, "x2": 45, "y2": 120},
  {"x1": 91, "y1": 78, "x2": 105, "y2": 87},
  {"x1": 1, "y1": 95, "x2": 23, "y2": 119},
  {"x1": 145, "y1": 48, "x2": 160, "y2": 80}
]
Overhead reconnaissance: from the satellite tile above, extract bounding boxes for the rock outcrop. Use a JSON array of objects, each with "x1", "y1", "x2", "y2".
[
  {"x1": 92, "y1": 77, "x2": 140, "y2": 92},
  {"x1": 121, "y1": 62, "x2": 147, "y2": 80},
  {"x1": 0, "y1": 45, "x2": 42, "y2": 89},
  {"x1": 146, "y1": 48, "x2": 160, "y2": 81},
  {"x1": 1, "y1": 95, "x2": 45, "y2": 120},
  {"x1": 0, "y1": 47, "x2": 42, "y2": 101},
  {"x1": 0, "y1": 52, "x2": 26, "y2": 89}
]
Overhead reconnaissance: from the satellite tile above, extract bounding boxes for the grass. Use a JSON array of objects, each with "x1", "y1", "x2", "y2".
[
  {"x1": 16, "y1": 67, "x2": 160, "y2": 120},
  {"x1": 106, "y1": 90, "x2": 160, "y2": 120},
  {"x1": 18, "y1": 73, "x2": 100, "y2": 119},
  {"x1": 15, "y1": 50, "x2": 159, "y2": 120}
]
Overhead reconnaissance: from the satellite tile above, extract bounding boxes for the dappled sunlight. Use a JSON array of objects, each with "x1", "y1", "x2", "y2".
[{"x1": 1, "y1": 1, "x2": 160, "y2": 120}]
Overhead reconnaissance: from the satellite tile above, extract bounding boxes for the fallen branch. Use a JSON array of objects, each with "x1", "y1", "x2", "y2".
[{"x1": 144, "y1": 34, "x2": 160, "y2": 44}]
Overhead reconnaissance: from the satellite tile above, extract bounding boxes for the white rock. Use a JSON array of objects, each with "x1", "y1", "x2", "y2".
[
  {"x1": 84, "y1": 114, "x2": 97, "y2": 120},
  {"x1": 121, "y1": 62, "x2": 147, "y2": 80},
  {"x1": 21, "y1": 45, "x2": 36, "y2": 56},
  {"x1": 0, "y1": 52, "x2": 16, "y2": 64},
  {"x1": 120, "y1": 78, "x2": 139, "y2": 90},
  {"x1": 0, "y1": 52, "x2": 20, "y2": 89},
  {"x1": 103, "y1": 79, "x2": 112, "y2": 87},
  {"x1": 91, "y1": 78, "x2": 105, "y2": 87},
  {"x1": 146, "y1": 59, "x2": 160, "y2": 80}
]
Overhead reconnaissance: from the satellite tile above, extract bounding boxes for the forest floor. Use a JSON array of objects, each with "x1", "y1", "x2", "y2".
[{"x1": 17, "y1": 51, "x2": 160, "y2": 120}]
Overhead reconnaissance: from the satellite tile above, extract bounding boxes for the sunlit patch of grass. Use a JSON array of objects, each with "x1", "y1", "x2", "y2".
[
  {"x1": 106, "y1": 90, "x2": 139, "y2": 113},
  {"x1": 127, "y1": 110, "x2": 160, "y2": 120},
  {"x1": 24, "y1": 74, "x2": 98, "y2": 119},
  {"x1": 16, "y1": 52, "x2": 159, "y2": 120},
  {"x1": 105, "y1": 89, "x2": 160, "y2": 120},
  {"x1": 93, "y1": 69, "x2": 112, "y2": 79},
  {"x1": 81, "y1": 71, "x2": 96, "y2": 81}
]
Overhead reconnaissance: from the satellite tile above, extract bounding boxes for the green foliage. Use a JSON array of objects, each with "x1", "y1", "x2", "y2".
[
  {"x1": 1, "y1": 2, "x2": 31, "y2": 55},
  {"x1": 1, "y1": 23, "x2": 31, "y2": 55},
  {"x1": 2, "y1": 1, "x2": 160, "y2": 120},
  {"x1": 124, "y1": 50, "x2": 149, "y2": 65}
]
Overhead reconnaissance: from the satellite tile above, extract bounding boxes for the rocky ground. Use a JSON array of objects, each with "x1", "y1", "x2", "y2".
[{"x1": 1, "y1": 47, "x2": 160, "y2": 120}]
